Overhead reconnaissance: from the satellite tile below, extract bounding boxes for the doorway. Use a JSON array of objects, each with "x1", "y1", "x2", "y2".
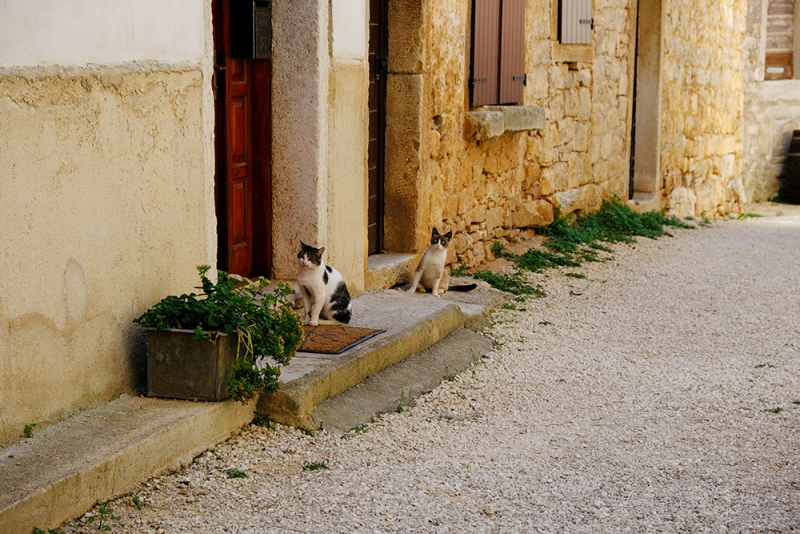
[
  {"x1": 629, "y1": 0, "x2": 662, "y2": 201},
  {"x1": 368, "y1": 0, "x2": 388, "y2": 255},
  {"x1": 213, "y1": 0, "x2": 273, "y2": 277}
]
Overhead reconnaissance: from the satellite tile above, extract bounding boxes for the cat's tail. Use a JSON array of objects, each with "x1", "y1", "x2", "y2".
[{"x1": 448, "y1": 283, "x2": 477, "y2": 292}]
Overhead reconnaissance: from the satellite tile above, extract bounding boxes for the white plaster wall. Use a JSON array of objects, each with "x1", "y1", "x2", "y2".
[
  {"x1": 0, "y1": 0, "x2": 205, "y2": 67},
  {"x1": 332, "y1": 0, "x2": 368, "y2": 59},
  {"x1": 0, "y1": 0, "x2": 217, "y2": 446}
]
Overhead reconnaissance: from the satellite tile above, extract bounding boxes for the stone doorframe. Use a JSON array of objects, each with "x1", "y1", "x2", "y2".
[
  {"x1": 384, "y1": 0, "x2": 427, "y2": 253},
  {"x1": 628, "y1": 0, "x2": 665, "y2": 204}
]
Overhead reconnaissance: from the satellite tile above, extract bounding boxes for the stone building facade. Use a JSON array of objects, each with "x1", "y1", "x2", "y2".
[
  {"x1": 387, "y1": 0, "x2": 753, "y2": 268},
  {"x1": 743, "y1": 0, "x2": 800, "y2": 201},
  {"x1": 2, "y1": 0, "x2": 791, "y2": 447}
]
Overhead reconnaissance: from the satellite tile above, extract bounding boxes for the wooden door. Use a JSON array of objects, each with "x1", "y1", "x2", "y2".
[
  {"x1": 368, "y1": 0, "x2": 388, "y2": 254},
  {"x1": 213, "y1": 0, "x2": 272, "y2": 277}
]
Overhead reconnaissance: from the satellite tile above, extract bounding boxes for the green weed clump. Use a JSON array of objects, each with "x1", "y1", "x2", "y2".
[
  {"x1": 471, "y1": 269, "x2": 546, "y2": 298},
  {"x1": 474, "y1": 197, "x2": 692, "y2": 295},
  {"x1": 302, "y1": 459, "x2": 330, "y2": 471},
  {"x1": 540, "y1": 196, "x2": 691, "y2": 250}
]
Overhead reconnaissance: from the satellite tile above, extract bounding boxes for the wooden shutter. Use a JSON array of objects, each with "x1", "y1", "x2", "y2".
[
  {"x1": 765, "y1": 0, "x2": 794, "y2": 80},
  {"x1": 471, "y1": 0, "x2": 501, "y2": 107},
  {"x1": 560, "y1": 0, "x2": 592, "y2": 45},
  {"x1": 499, "y1": 0, "x2": 525, "y2": 104}
]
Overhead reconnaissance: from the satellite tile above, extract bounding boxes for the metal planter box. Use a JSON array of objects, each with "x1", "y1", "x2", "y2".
[{"x1": 145, "y1": 328, "x2": 241, "y2": 401}]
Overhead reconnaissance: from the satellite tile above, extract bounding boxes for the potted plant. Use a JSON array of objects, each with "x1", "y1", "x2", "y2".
[{"x1": 134, "y1": 266, "x2": 304, "y2": 403}]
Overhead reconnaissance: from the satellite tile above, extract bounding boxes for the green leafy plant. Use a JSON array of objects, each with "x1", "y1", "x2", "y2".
[
  {"x1": 471, "y1": 269, "x2": 546, "y2": 298},
  {"x1": 301, "y1": 428, "x2": 317, "y2": 437},
  {"x1": 131, "y1": 493, "x2": 147, "y2": 510},
  {"x1": 451, "y1": 262, "x2": 471, "y2": 277},
  {"x1": 33, "y1": 528, "x2": 63, "y2": 534},
  {"x1": 302, "y1": 459, "x2": 330, "y2": 471},
  {"x1": 252, "y1": 413, "x2": 274, "y2": 429},
  {"x1": 87, "y1": 505, "x2": 120, "y2": 531},
  {"x1": 443, "y1": 366, "x2": 456, "y2": 382},
  {"x1": 737, "y1": 212, "x2": 763, "y2": 220},
  {"x1": 755, "y1": 363, "x2": 775, "y2": 369},
  {"x1": 565, "y1": 272, "x2": 586, "y2": 279},
  {"x1": 225, "y1": 468, "x2": 248, "y2": 478},
  {"x1": 477, "y1": 198, "x2": 692, "y2": 296},
  {"x1": 341, "y1": 424, "x2": 369, "y2": 439},
  {"x1": 23, "y1": 423, "x2": 36, "y2": 438},
  {"x1": 134, "y1": 266, "x2": 304, "y2": 403},
  {"x1": 396, "y1": 380, "x2": 409, "y2": 413},
  {"x1": 764, "y1": 407, "x2": 784, "y2": 414},
  {"x1": 471, "y1": 352, "x2": 486, "y2": 379}
]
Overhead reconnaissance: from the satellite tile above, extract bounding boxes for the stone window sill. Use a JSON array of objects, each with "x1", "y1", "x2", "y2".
[
  {"x1": 551, "y1": 42, "x2": 594, "y2": 63},
  {"x1": 463, "y1": 105, "x2": 545, "y2": 141}
]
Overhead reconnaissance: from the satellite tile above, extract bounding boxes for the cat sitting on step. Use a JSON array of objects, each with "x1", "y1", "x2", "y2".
[
  {"x1": 297, "y1": 241, "x2": 352, "y2": 326},
  {"x1": 407, "y1": 228, "x2": 477, "y2": 297}
]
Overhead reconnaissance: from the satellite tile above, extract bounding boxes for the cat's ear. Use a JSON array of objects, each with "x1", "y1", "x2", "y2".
[
  {"x1": 300, "y1": 239, "x2": 307, "y2": 248},
  {"x1": 445, "y1": 231, "x2": 453, "y2": 239},
  {"x1": 431, "y1": 227, "x2": 439, "y2": 236},
  {"x1": 318, "y1": 246, "x2": 325, "y2": 256}
]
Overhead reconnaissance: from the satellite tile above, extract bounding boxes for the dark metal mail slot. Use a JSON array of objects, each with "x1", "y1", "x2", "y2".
[
  {"x1": 471, "y1": 77, "x2": 488, "y2": 84},
  {"x1": 231, "y1": 0, "x2": 271, "y2": 59}
]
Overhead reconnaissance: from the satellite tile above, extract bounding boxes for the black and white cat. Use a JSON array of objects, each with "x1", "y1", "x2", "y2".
[
  {"x1": 296, "y1": 241, "x2": 352, "y2": 326},
  {"x1": 407, "y1": 228, "x2": 477, "y2": 297}
]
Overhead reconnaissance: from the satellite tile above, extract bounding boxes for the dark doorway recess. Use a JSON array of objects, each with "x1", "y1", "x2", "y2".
[
  {"x1": 629, "y1": 0, "x2": 640, "y2": 200},
  {"x1": 368, "y1": 0, "x2": 388, "y2": 255},
  {"x1": 213, "y1": 0, "x2": 273, "y2": 277}
]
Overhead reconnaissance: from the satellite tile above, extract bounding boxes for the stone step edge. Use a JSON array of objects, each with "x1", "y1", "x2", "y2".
[
  {"x1": 0, "y1": 397, "x2": 256, "y2": 534},
  {"x1": 256, "y1": 302, "x2": 467, "y2": 429}
]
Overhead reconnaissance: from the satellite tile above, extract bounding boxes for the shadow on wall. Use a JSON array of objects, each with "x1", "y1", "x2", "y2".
[
  {"x1": 778, "y1": 129, "x2": 800, "y2": 204},
  {"x1": 126, "y1": 327, "x2": 148, "y2": 393}
]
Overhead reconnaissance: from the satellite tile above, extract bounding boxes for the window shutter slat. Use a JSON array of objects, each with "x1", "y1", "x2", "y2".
[
  {"x1": 471, "y1": 0, "x2": 501, "y2": 107},
  {"x1": 765, "y1": 0, "x2": 794, "y2": 80},
  {"x1": 561, "y1": 0, "x2": 592, "y2": 45},
  {"x1": 499, "y1": 0, "x2": 525, "y2": 104}
]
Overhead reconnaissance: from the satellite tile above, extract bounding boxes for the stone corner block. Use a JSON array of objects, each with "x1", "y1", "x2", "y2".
[
  {"x1": 486, "y1": 105, "x2": 546, "y2": 132},
  {"x1": 463, "y1": 111, "x2": 505, "y2": 140},
  {"x1": 514, "y1": 198, "x2": 555, "y2": 228}
]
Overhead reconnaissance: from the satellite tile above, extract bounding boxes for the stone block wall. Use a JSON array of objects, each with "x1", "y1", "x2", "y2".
[
  {"x1": 742, "y1": 0, "x2": 800, "y2": 201},
  {"x1": 661, "y1": 0, "x2": 748, "y2": 217},
  {"x1": 415, "y1": 0, "x2": 635, "y2": 268}
]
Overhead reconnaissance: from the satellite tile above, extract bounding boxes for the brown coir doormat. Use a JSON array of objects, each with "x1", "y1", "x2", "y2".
[{"x1": 299, "y1": 325, "x2": 385, "y2": 354}]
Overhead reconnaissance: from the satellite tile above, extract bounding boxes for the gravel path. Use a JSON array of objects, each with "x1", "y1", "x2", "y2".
[{"x1": 68, "y1": 211, "x2": 800, "y2": 533}]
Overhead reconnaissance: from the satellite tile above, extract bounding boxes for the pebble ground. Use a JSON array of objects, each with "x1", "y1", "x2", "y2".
[{"x1": 63, "y1": 208, "x2": 800, "y2": 533}]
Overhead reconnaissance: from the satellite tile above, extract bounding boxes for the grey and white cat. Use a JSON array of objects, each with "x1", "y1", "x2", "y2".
[
  {"x1": 408, "y1": 228, "x2": 477, "y2": 297},
  {"x1": 297, "y1": 241, "x2": 352, "y2": 326}
]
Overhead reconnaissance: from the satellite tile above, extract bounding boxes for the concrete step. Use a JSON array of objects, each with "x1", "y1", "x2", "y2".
[
  {"x1": 0, "y1": 395, "x2": 256, "y2": 534},
  {"x1": 314, "y1": 327, "x2": 494, "y2": 436},
  {"x1": 0, "y1": 285, "x2": 510, "y2": 533},
  {"x1": 256, "y1": 288, "x2": 495, "y2": 429}
]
